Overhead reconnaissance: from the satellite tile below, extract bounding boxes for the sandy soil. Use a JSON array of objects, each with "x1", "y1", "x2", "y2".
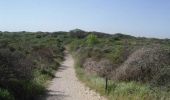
[{"x1": 42, "y1": 52, "x2": 106, "y2": 100}]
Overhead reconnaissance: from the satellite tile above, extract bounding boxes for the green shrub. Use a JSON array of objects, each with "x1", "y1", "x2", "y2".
[
  {"x1": 72, "y1": 45, "x2": 170, "y2": 100},
  {"x1": 75, "y1": 66, "x2": 170, "y2": 100},
  {"x1": 0, "y1": 88, "x2": 14, "y2": 100},
  {"x1": 0, "y1": 32, "x2": 64, "y2": 100},
  {"x1": 86, "y1": 34, "x2": 99, "y2": 46}
]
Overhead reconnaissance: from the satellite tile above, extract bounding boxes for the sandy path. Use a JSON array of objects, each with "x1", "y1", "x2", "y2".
[{"x1": 42, "y1": 52, "x2": 106, "y2": 100}]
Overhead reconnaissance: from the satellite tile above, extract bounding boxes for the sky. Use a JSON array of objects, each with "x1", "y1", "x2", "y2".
[{"x1": 0, "y1": 0, "x2": 170, "y2": 38}]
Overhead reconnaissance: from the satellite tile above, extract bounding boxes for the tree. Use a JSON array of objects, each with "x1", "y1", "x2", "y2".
[{"x1": 69, "y1": 29, "x2": 88, "y2": 38}]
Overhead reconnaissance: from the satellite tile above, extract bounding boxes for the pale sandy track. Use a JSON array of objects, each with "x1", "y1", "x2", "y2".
[{"x1": 41, "y1": 52, "x2": 106, "y2": 100}]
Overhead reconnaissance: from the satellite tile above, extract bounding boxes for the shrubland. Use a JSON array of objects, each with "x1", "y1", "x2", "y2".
[
  {"x1": 0, "y1": 29, "x2": 170, "y2": 100},
  {"x1": 0, "y1": 32, "x2": 65, "y2": 100},
  {"x1": 67, "y1": 29, "x2": 170, "y2": 100}
]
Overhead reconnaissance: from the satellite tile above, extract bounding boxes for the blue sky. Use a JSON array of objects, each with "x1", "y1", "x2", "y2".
[{"x1": 0, "y1": 0, "x2": 170, "y2": 38}]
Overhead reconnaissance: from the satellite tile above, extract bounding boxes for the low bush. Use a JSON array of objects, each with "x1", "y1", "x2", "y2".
[
  {"x1": 69, "y1": 31, "x2": 170, "y2": 100},
  {"x1": 75, "y1": 66, "x2": 170, "y2": 100},
  {"x1": 0, "y1": 88, "x2": 14, "y2": 100},
  {"x1": 0, "y1": 32, "x2": 64, "y2": 100},
  {"x1": 112, "y1": 46, "x2": 170, "y2": 86}
]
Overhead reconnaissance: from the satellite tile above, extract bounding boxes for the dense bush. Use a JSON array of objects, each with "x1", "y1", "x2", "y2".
[
  {"x1": 68, "y1": 30, "x2": 170, "y2": 99},
  {"x1": 0, "y1": 30, "x2": 170, "y2": 100},
  {"x1": 0, "y1": 48, "x2": 33, "y2": 82},
  {"x1": 86, "y1": 34, "x2": 99, "y2": 46},
  {"x1": 112, "y1": 46, "x2": 170, "y2": 87},
  {"x1": 69, "y1": 29, "x2": 88, "y2": 38},
  {"x1": 0, "y1": 88, "x2": 14, "y2": 100},
  {"x1": 0, "y1": 32, "x2": 65, "y2": 100},
  {"x1": 69, "y1": 32, "x2": 170, "y2": 86}
]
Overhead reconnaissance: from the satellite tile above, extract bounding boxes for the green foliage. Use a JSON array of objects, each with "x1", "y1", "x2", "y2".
[
  {"x1": 69, "y1": 31, "x2": 170, "y2": 100},
  {"x1": 69, "y1": 29, "x2": 88, "y2": 38},
  {"x1": 75, "y1": 66, "x2": 170, "y2": 100},
  {"x1": 0, "y1": 32, "x2": 65, "y2": 100},
  {"x1": 0, "y1": 30, "x2": 170, "y2": 100},
  {"x1": 0, "y1": 88, "x2": 14, "y2": 100},
  {"x1": 86, "y1": 34, "x2": 98, "y2": 46}
]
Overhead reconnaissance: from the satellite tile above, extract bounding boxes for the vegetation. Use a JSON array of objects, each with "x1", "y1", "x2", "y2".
[
  {"x1": 67, "y1": 29, "x2": 170, "y2": 100},
  {"x1": 0, "y1": 88, "x2": 14, "y2": 100},
  {"x1": 0, "y1": 32, "x2": 65, "y2": 100},
  {"x1": 0, "y1": 29, "x2": 170, "y2": 100},
  {"x1": 86, "y1": 34, "x2": 99, "y2": 46}
]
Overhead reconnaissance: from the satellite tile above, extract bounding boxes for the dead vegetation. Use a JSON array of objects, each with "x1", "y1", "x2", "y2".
[
  {"x1": 83, "y1": 58, "x2": 113, "y2": 78},
  {"x1": 112, "y1": 46, "x2": 170, "y2": 87}
]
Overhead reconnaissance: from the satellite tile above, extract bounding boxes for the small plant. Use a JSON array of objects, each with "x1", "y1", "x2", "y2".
[
  {"x1": 86, "y1": 34, "x2": 98, "y2": 46},
  {"x1": 0, "y1": 88, "x2": 14, "y2": 100}
]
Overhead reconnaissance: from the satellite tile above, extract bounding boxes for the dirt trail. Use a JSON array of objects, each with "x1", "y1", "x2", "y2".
[{"x1": 42, "y1": 52, "x2": 106, "y2": 100}]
